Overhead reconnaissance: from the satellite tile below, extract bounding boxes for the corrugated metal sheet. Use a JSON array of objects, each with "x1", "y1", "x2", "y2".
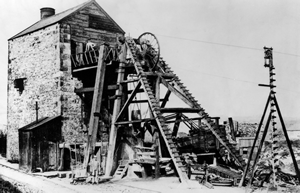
[{"x1": 9, "y1": 0, "x2": 124, "y2": 40}]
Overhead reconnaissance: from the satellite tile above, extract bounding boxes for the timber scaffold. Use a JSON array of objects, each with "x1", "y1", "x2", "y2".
[
  {"x1": 77, "y1": 34, "x2": 246, "y2": 184},
  {"x1": 125, "y1": 36, "x2": 246, "y2": 182}
]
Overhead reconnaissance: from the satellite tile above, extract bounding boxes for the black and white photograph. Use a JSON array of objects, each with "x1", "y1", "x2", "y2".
[{"x1": 1, "y1": 0, "x2": 300, "y2": 192}]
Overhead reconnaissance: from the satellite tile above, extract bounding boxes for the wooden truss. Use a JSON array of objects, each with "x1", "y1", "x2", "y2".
[{"x1": 81, "y1": 37, "x2": 247, "y2": 184}]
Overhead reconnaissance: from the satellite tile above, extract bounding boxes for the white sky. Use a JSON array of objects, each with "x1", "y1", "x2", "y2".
[{"x1": 1, "y1": 0, "x2": 300, "y2": 125}]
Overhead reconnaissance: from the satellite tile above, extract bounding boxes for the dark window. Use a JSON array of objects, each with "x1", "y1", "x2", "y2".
[
  {"x1": 14, "y1": 78, "x2": 26, "y2": 95},
  {"x1": 88, "y1": 14, "x2": 120, "y2": 33}
]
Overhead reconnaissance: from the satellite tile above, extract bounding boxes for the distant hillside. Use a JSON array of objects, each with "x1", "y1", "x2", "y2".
[{"x1": 234, "y1": 116, "x2": 300, "y2": 131}]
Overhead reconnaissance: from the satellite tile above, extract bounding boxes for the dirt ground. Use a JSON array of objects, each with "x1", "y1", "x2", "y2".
[{"x1": 0, "y1": 157, "x2": 299, "y2": 193}]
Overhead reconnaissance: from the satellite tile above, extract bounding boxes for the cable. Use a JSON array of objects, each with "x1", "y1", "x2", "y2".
[
  {"x1": 176, "y1": 67, "x2": 300, "y2": 95},
  {"x1": 156, "y1": 34, "x2": 300, "y2": 57}
]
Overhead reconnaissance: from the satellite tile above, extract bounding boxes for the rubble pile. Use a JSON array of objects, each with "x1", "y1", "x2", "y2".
[{"x1": 237, "y1": 123, "x2": 258, "y2": 137}]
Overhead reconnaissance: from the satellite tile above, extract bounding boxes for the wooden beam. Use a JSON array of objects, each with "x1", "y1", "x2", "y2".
[
  {"x1": 160, "y1": 76, "x2": 196, "y2": 108},
  {"x1": 209, "y1": 117, "x2": 220, "y2": 120},
  {"x1": 249, "y1": 113, "x2": 271, "y2": 185},
  {"x1": 274, "y1": 96, "x2": 300, "y2": 182},
  {"x1": 105, "y1": 45, "x2": 127, "y2": 176},
  {"x1": 160, "y1": 90, "x2": 171, "y2": 108},
  {"x1": 128, "y1": 88, "x2": 144, "y2": 94},
  {"x1": 83, "y1": 45, "x2": 107, "y2": 169},
  {"x1": 172, "y1": 113, "x2": 182, "y2": 137},
  {"x1": 115, "y1": 81, "x2": 141, "y2": 123},
  {"x1": 155, "y1": 77, "x2": 160, "y2": 101},
  {"x1": 160, "y1": 108, "x2": 201, "y2": 113},
  {"x1": 165, "y1": 116, "x2": 202, "y2": 124},
  {"x1": 131, "y1": 99, "x2": 164, "y2": 104},
  {"x1": 74, "y1": 87, "x2": 94, "y2": 93},
  {"x1": 143, "y1": 72, "x2": 175, "y2": 79},
  {"x1": 115, "y1": 118, "x2": 154, "y2": 125},
  {"x1": 74, "y1": 85, "x2": 118, "y2": 93},
  {"x1": 120, "y1": 78, "x2": 140, "y2": 84},
  {"x1": 107, "y1": 84, "x2": 119, "y2": 90},
  {"x1": 73, "y1": 65, "x2": 97, "y2": 72},
  {"x1": 228, "y1": 117, "x2": 235, "y2": 141}
]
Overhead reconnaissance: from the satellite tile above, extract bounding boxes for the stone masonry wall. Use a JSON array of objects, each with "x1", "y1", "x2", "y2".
[
  {"x1": 7, "y1": 2, "x2": 125, "y2": 160},
  {"x1": 7, "y1": 24, "x2": 61, "y2": 160},
  {"x1": 59, "y1": 23, "x2": 86, "y2": 143}
]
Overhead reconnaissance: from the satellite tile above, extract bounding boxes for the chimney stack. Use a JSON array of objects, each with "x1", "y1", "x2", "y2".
[{"x1": 40, "y1": 7, "x2": 55, "y2": 19}]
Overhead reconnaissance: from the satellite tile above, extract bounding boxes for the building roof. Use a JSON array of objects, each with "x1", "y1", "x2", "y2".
[
  {"x1": 9, "y1": 0, "x2": 124, "y2": 40},
  {"x1": 18, "y1": 115, "x2": 61, "y2": 132}
]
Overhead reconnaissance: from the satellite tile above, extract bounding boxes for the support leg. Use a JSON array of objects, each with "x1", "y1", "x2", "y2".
[
  {"x1": 249, "y1": 113, "x2": 272, "y2": 185},
  {"x1": 239, "y1": 95, "x2": 270, "y2": 187},
  {"x1": 274, "y1": 96, "x2": 300, "y2": 183}
]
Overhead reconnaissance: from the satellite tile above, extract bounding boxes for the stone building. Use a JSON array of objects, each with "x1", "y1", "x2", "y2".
[{"x1": 7, "y1": 0, "x2": 124, "y2": 165}]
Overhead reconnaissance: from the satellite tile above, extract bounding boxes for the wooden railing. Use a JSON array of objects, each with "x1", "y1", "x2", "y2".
[
  {"x1": 71, "y1": 49, "x2": 99, "y2": 68},
  {"x1": 71, "y1": 46, "x2": 120, "y2": 69}
]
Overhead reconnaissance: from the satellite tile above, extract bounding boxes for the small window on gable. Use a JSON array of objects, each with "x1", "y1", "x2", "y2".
[
  {"x1": 14, "y1": 78, "x2": 26, "y2": 95},
  {"x1": 89, "y1": 15, "x2": 105, "y2": 30},
  {"x1": 89, "y1": 14, "x2": 120, "y2": 33}
]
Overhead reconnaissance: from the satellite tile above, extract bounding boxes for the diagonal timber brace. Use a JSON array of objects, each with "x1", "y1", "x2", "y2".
[
  {"x1": 159, "y1": 74, "x2": 245, "y2": 168},
  {"x1": 83, "y1": 45, "x2": 107, "y2": 169}
]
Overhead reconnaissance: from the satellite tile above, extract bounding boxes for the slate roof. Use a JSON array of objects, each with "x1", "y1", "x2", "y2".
[
  {"x1": 18, "y1": 115, "x2": 61, "y2": 132},
  {"x1": 9, "y1": 0, "x2": 124, "y2": 40}
]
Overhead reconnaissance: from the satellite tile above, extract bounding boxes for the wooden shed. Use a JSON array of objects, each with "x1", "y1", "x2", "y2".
[
  {"x1": 18, "y1": 115, "x2": 62, "y2": 172},
  {"x1": 236, "y1": 137, "x2": 258, "y2": 159}
]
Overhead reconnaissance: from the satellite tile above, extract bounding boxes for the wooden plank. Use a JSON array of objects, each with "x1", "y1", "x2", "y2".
[
  {"x1": 128, "y1": 88, "x2": 144, "y2": 94},
  {"x1": 172, "y1": 113, "x2": 182, "y2": 137},
  {"x1": 120, "y1": 78, "x2": 139, "y2": 84},
  {"x1": 131, "y1": 99, "x2": 164, "y2": 104},
  {"x1": 165, "y1": 117, "x2": 201, "y2": 124},
  {"x1": 73, "y1": 65, "x2": 97, "y2": 72},
  {"x1": 228, "y1": 117, "x2": 235, "y2": 141},
  {"x1": 114, "y1": 81, "x2": 141, "y2": 123},
  {"x1": 74, "y1": 85, "x2": 117, "y2": 93},
  {"x1": 105, "y1": 43, "x2": 127, "y2": 176},
  {"x1": 155, "y1": 77, "x2": 160, "y2": 101},
  {"x1": 115, "y1": 118, "x2": 154, "y2": 125},
  {"x1": 83, "y1": 45, "x2": 107, "y2": 169},
  {"x1": 74, "y1": 87, "x2": 94, "y2": 93},
  {"x1": 160, "y1": 108, "x2": 201, "y2": 113},
  {"x1": 107, "y1": 85, "x2": 119, "y2": 90},
  {"x1": 160, "y1": 90, "x2": 171, "y2": 108}
]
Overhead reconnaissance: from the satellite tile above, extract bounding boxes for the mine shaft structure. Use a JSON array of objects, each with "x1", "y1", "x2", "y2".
[
  {"x1": 239, "y1": 47, "x2": 300, "y2": 188},
  {"x1": 78, "y1": 32, "x2": 246, "y2": 183}
]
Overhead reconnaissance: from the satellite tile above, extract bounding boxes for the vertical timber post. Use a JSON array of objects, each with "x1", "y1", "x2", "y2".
[{"x1": 105, "y1": 40, "x2": 127, "y2": 176}]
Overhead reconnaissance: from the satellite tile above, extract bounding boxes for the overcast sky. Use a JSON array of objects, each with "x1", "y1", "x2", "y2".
[{"x1": 1, "y1": 0, "x2": 300, "y2": 125}]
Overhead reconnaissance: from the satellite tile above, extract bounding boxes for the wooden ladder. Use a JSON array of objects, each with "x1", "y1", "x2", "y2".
[{"x1": 113, "y1": 160, "x2": 129, "y2": 180}]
